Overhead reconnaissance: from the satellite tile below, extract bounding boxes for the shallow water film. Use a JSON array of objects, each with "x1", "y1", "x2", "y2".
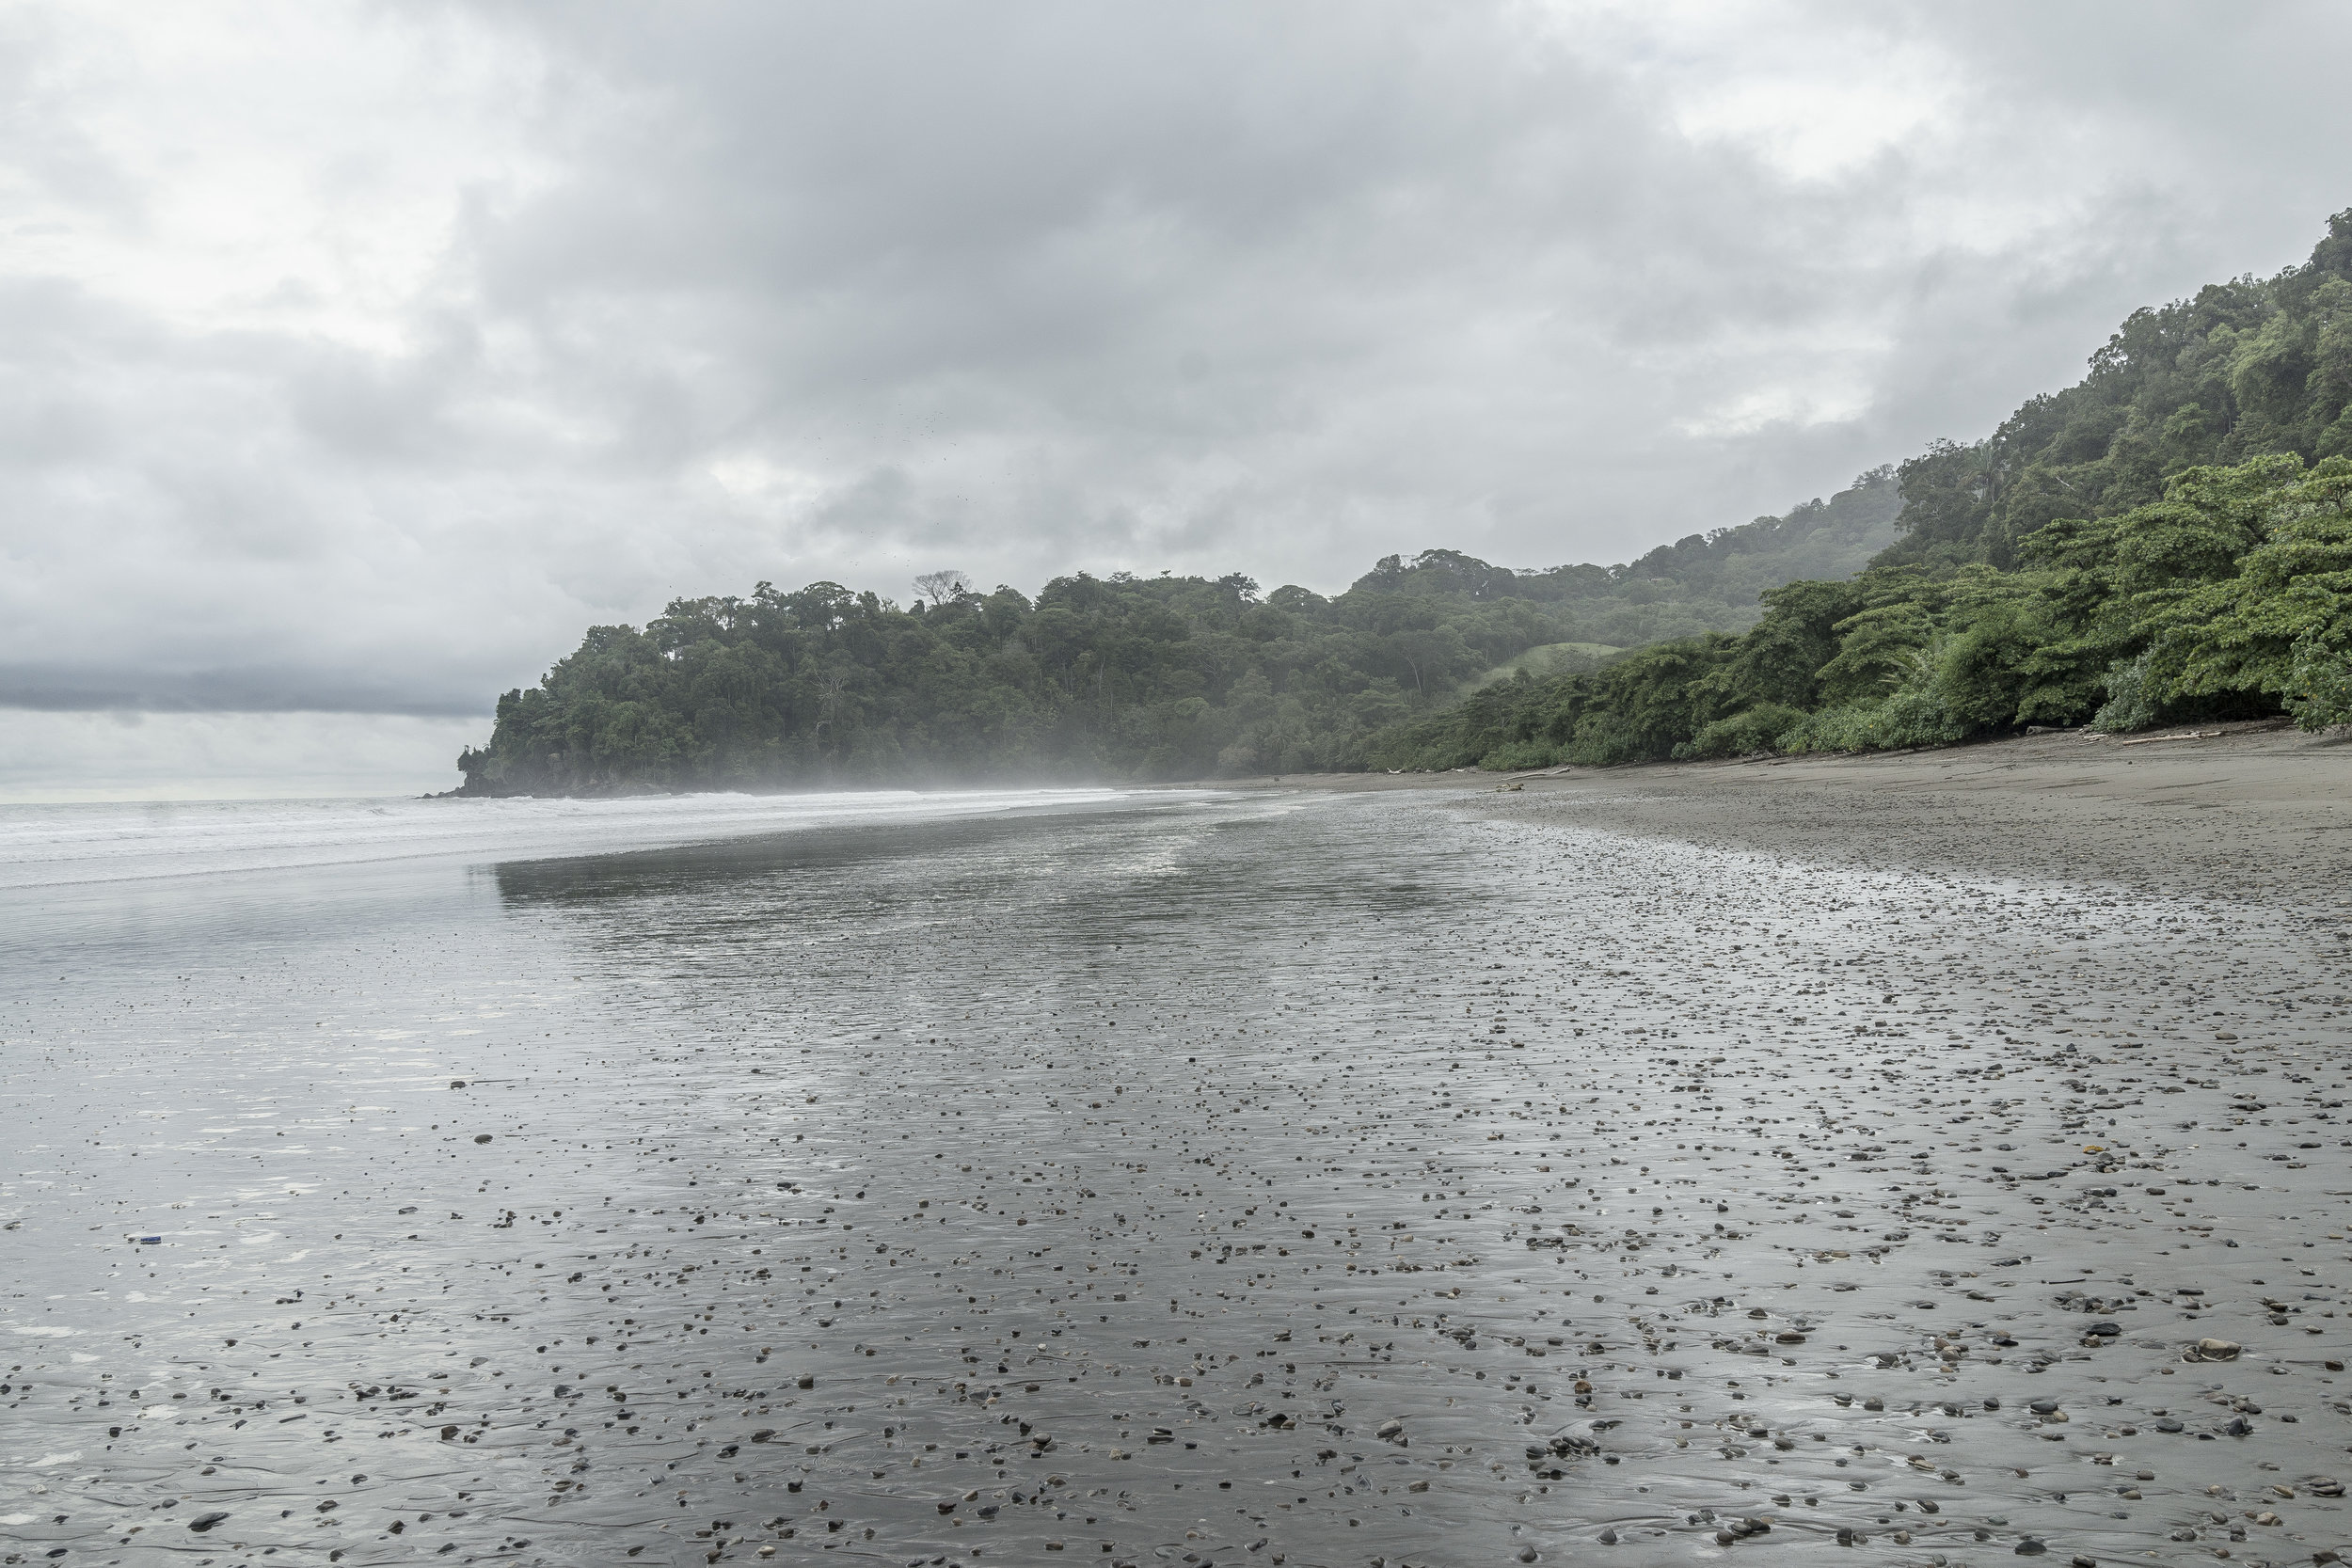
[{"x1": 6, "y1": 787, "x2": 2351, "y2": 1568}]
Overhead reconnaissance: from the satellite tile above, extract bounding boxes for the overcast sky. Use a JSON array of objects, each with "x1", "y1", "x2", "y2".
[{"x1": 5, "y1": 0, "x2": 2350, "y2": 798}]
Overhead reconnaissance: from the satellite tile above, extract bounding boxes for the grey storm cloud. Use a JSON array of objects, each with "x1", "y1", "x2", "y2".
[{"x1": 2, "y1": 0, "x2": 2350, "y2": 723}]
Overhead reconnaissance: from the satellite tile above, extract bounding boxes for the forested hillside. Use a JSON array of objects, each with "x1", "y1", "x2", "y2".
[
  {"x1": 1354, "y1": 469, "x2": 1899, "y2": 649},
  {"x1": 1884, "y1": 214, "x2": 2352, "y2": 570},
  {"x1": 454, "y1": 474, "x2": 1896, "y2": 792},
  {"x1": 1374, "y1": 211, "x2": 2352, "y2": 769},
  {"x1": 459, "y1": 212, "x2": 2352, "y2": 793}
]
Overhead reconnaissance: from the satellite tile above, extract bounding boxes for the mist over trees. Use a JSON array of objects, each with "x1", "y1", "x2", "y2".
[
  {"x1": 457, "y1": 213, "x2": 2352, "y2": 795},
  {"x1": 454, "y1": 477, "x2": 1897, "y2": 793},
  {"x1": 1885, "y1": 212, "x2": 2352, "y2": 572},
  {"x1": 1382, "y1": 212, "x2": 2352, "y2": 769}
]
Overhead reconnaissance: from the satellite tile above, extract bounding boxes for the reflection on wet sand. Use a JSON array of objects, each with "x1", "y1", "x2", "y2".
[{"x1": 4, "y1": 789, "x2": 2348, "y2": 1566}]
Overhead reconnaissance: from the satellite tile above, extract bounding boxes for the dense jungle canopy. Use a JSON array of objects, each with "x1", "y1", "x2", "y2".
[
  {"x1": 454, "y1": 475, "x2": 1900, "y2": 790},
  {"x1": 457, "y1": 212, "x2": 2352, "y2": 794}
]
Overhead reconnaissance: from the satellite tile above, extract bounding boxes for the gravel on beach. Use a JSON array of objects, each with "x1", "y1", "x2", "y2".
[{"x1": 4, "y1": 728, "x2": 2349, "y2": 1566}]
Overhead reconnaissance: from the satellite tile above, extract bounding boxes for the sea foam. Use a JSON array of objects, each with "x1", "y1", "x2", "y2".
[{"x1": 0, "y1": 786, "x2": 1148, "y2": 891}]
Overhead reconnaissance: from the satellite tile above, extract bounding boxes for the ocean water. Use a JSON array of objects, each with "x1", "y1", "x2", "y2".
[
  {"x1": 0, "y1": 788, "x2": 1143, "y2": 892},
  {"x1": 3, "y1": 784, "x2": 2346, "y2": 1567}
]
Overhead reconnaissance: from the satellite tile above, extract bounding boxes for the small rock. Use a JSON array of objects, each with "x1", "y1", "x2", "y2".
[{"x1": 189, "y1": 1512, "x2": 230, "y2": 1533}]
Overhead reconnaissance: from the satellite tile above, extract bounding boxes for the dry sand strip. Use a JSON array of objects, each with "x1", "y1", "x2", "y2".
[
  {"x1": 1229, "y1": 718, "x2": 2352, "y2": 899},
  {"x1": 1506, "y1": 719, "x2": 2350, "y2": 907}
]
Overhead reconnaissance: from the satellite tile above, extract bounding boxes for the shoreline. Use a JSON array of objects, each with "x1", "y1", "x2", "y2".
[
  {"x1": 14, "y1": 751, "x2": 2352, "y2": 1562},
  {"x1": 1216, "y1": 719, "x2": 2352, "y2": 903},
  {"x1": 1216, "y1": 716, "x2": 2351, "y2": 800}
]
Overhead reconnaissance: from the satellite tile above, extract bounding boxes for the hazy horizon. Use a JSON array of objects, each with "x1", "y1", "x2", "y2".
[{"x1": 6, "y1": 1, "x2": 2352, "y2": 799}]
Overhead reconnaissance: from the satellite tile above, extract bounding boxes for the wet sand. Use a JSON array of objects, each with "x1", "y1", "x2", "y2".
[{"x1": 5, "y1": 748, "x2": 2350, "y2": 1568}]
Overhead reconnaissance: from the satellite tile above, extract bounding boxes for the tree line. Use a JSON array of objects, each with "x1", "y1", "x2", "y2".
[
  {"x1": 456, "y1": 212, "x2": 2352, "y2": 794},
  {"x1": 453, "y1": 475, "x2": 1897, "y2": 792},
  {"x1": 1377, "y1": 211, "x2": 2352, "y2": 768}
]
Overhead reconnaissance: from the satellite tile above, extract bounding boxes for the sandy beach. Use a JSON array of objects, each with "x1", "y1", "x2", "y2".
[
  {"x1": 1230, "y1": 718, "x2": 2352, "y2": 894},
  {"x1": 6, "y1": 741, "x2": 2350, "y2": 1566}
]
